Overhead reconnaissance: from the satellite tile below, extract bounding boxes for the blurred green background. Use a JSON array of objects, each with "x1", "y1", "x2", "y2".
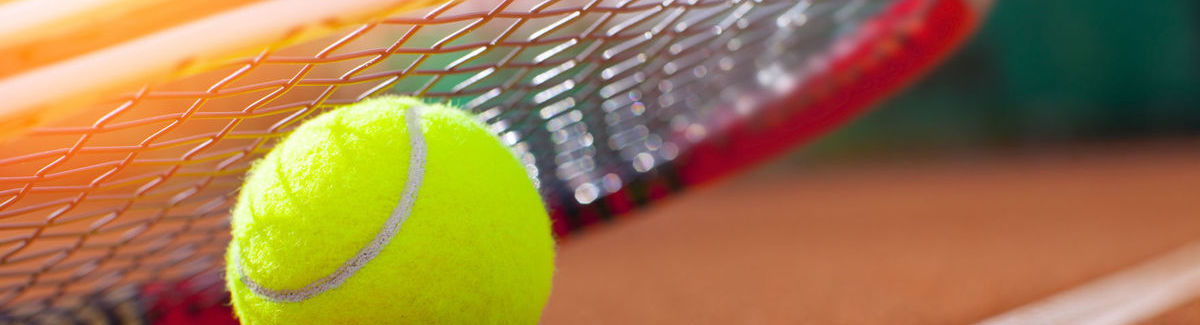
[{"x1": 801, "y1": 0, "x2": 1200, "y2": 160}]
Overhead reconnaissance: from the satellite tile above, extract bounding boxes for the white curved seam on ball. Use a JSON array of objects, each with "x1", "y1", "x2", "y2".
[{"x1": 236, "y1": 105, "x2": 428, "y2": 303}]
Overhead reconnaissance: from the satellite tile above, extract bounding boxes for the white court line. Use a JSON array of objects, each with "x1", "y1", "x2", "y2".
[{"x1": 977, "y1": 241, "x2": 1200, "y2": 325}]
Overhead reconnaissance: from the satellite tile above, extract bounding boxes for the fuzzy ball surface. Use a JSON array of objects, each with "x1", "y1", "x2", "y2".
[{"x1": 226, "y1": 96, "x2": 555, "y2": 324}]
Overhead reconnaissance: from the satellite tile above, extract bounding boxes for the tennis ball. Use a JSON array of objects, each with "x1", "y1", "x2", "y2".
[{"x1": 225, "y1": 96, "x2": 555, "y2": 324}]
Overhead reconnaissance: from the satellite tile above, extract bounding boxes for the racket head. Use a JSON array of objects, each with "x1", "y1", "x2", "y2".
[{"x1": 0, "y1": 0, "x2": 988, "y2": 322}]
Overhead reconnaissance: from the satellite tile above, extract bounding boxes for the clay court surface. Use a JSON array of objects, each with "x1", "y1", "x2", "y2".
[{"x1": 543, "y1": 141, "x2": 1200, "y2": 324}]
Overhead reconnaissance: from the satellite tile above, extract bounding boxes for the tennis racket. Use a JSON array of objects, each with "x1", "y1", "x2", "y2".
[{"x1": 0, "y1": 0, "x2": 989, "y2": 323}]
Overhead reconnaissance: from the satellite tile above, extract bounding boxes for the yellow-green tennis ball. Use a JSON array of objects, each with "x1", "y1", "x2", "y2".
[{"x1": 225, "y1": 96, "x2": 554, "y2": 324}]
